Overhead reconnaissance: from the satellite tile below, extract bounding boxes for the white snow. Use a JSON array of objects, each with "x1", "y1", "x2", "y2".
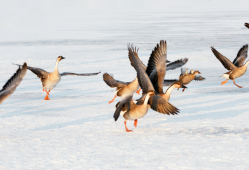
[{"x1": 0, "y1": 0, "x2": 249, "y2": 169}]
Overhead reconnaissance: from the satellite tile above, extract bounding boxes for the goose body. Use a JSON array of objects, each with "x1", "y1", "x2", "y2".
[
  {"x1": 211, "y1": 44, "x2": 248, "y2": 88},
  {"x1": 15, "y1": 56, "x2": 100, "y2": 100},
  {"x1": 103, "y1": 73, "x2": 139, "y2": 104}
]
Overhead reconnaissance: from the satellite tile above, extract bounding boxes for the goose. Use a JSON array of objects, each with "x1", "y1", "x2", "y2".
[
  {"x1": 15, "y1": 56, "x2": 100, "y2": 100},
  {"x1": 114, "y1": 45, "x2": 179, "y2": 132},
  {"x1": 0, "y1": 63, "x2": 27, "y2": 104},
  {"x1": 163, "y1": 68, "x2": 205, "y2": 91},
  {"x1": 245, "y1": 23, "x2": 249, "y2": 29},
  {"x1": 211, "y1": 45, "x2": 248, "y2": 88},
  {"x1": 115, "y1": 81, "x2": 186, "y2": 125},
  {"x1": 104, "y1": 44, "x2": 188, "y2": 102},
  {"x1": 103, "y1": 73, "x2": 139, "y2": 104},
  {"x1": 104, "y1": 46, "x2": 187, "y2": 103}
]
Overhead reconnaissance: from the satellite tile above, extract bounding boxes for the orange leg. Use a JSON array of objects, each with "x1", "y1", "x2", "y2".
[
  {"x1": 43, "y1": 89, "x2": 51, "y2": 100},
  {"x1": 233, "y1": 80, "x2": 243, "y2": 88},
  {"x1": 108, "y1": 95, "x2": 117, "y2": 104},
  {"x1": 221, "y1": 79, "x2": 228, "y2": 85},
  {"x1": 134, "y1": 119, "x2": 138, "y2": 127},
  {"x1": 182, "y1": 88, "x2": 186, "y2": 92},
  {"x1": 136, "y1": 88, "x2": 141, "y2": 94},
  {"x1": 124, "y1": 121, "x2": 132, "y2": 132}
]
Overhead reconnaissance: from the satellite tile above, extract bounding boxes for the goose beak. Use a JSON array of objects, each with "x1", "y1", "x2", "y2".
[{"x1": 61, "y1": 56, "x2": 65, "y2": 60}]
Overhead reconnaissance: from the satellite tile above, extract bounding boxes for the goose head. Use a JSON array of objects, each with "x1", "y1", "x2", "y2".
[
  {"x1": 57, "y1": 56, "x2": 65, "y2": 62},
  {"x1": 193, "y1": 70, "x2": 201, "y2": 75}
]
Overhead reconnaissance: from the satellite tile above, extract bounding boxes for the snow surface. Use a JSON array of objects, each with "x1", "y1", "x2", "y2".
[{"x1": 0, "y1": 0, "x2": 249, "y2": 169}]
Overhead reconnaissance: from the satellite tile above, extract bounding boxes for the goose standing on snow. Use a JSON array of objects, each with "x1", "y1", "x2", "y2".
[
  {"x1": 0, "y1": 63, "x2": 27, "y2": 104},
  {"x1": 15, "y1": 56, "x2": 100, "y2": 100},
  {"x1": 211, "y1": 45, "x2": 248, "y2": 88}
]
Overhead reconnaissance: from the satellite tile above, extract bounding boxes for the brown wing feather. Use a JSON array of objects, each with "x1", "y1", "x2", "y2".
[
  {"x1": 166, "y1": 58, "x2": 188, "y2": 71},
  {"x1": 146, "y1": 40, "x2": 167, "y2": 94},
  {"x1": 0, "y1": 63, "x2": 27, "y2": 104},
  {"x1": 148, "y1": 95, "x2": 179, "y2": 115},
  {"x1": 194, "y1": 75, "x2": 205, "y2": 81},
  {"x1": 113, "y1": 95, "x2": 133, "y2": 121},
  {"x1": 245, "y1": 23, "x2": 249, "y2": 29},
  {"x1": 232, "y1": 44, "x2": 248, "y2": 67},
  {"x1": 61, "y1": 72, "x2": 100, "y2": 76},
  {"x1": 128, "y1": 44, "x2": 147, "y2": 71},
  {"x1": 103, "y1": 73, "x2": 129, "y2": 88},
  {"x1": 211, "y1": 47, "x2": 237, "y2": 70},
  {"x1": 128, "y1": 47, "x2": 155, "y2": 94}
]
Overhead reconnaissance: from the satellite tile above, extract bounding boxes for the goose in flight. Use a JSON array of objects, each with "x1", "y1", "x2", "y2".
[
  {"x1": 0, "y1": 63, "x2": 27, "y2": 104},
  {"x1": 14, "y1": 56, "x2": 100, "y2": 100},
  {"x1": 103, "y1": 73, "x2": 139, "y2": 104},
  {"x1": 114, "y1": 45, "x2": 179, "y2": 132},
  {"x1": 104, "y1": 45, "x2": 188, "y2": 103},
  {"x1": 211, "y1": 45, "x2": 248, "y2": 88},
  {"x1": 172, "y1": 68, "x2": 204, "y2": 92}
]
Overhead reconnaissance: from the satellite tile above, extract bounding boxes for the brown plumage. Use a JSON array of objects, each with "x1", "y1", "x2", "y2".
[
  {"x1": 103, "y1": 73, "x2": 139, "y2": 104},
  {"x1": 146, "y1": 40, "x2": 167, "y2": 94},
  {"x1": 0, "y1": 63, "x2": 27, "y2": 104},
  {"x1": 211, "y1": 45, "x2": 249, "y2": 88},
  {"x1": 245, "y1": 23, "x2": 249, "y2": 29}
]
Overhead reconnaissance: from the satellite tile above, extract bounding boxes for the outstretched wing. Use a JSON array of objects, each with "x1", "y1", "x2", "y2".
[
  {"x1": 245, "y1": 23, "x2": 249, "y2": 29},
  {"x1": 61, "y1": 71, "x2": 100, "y2": 76},
  {"x1": 128, "y1": 44, "x2": 147, "y2": 71},
  {"x1": 166, "y1": 58, "x2": 188, "y2": 71},
  {"x1": 113, "y1": 95, "x2": 133, "y2": 121},
  {"x1": 194, "y1": 75, "x2": 205, "y2": 81},
  {"x1": 163, "y1": 79, "x2": 179, "y2": 86},
  {"x1": 103, "y1": 73, "x2": 130, "y2": 88},
  {"x1": 0, "y1": 63, "x2": 27, "y2": 104},
  {"x1": 232, "y1": 44, "x2": 248, "y2": 67},
  {"x1": 13, "y1": 63, "x2": 49, "y2": 82},
  {"x1": 146, "y1": 40, "x2": 167, "y2": 94},
  {"x1": 211, "y1": 47, "x2": 237, "y2": 70},
  {"x1": 148, "y1": 95, "x2": 179, "y2": 115},
  {"x1": 128, "y1": 46, "x2": 155, "y2": 94}
]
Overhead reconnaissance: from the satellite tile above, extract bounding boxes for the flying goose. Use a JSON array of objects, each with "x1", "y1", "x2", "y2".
[
  {"x1": 115, "y1": 81, "x2": 186, "y2": 127},
  {"x1": 245, "y1": 23, "x2": 249, "y2": 29},
  {"x1": 211, "y1": 45, "x2": 248, "y2": 88},
  {"x1": 15, "y1": 56, "x2": 100, "y2": 100},
  {"x1": 103, "y1": 73, "x2": 139, "y2": 104},
  {"x1": 114, "y1": 46, "x2": 179, "y2": 132},
  {"x1": 114, "y1": 44, "x2": 188, "y2": 94},
  {"x1": 0, "y1": 63, "x2": 27, "y2": 104}
]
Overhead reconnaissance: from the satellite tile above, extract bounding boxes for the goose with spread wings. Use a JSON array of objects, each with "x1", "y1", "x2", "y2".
[
  {"x1": 163, "y1": 68, "x2": 205, "y2": 91},
  {"x1": 114, "y1": 46, "x2": 179, "y2": 132},
  {"x1": 14, "y1": 56, "x2": 100, "y2": 100},
  {"x1": 0, "y1": 63, "x2": 27, "y2": 104},
  {"x1": 211, "y1": 44, "x2": 249, "y2": 88},
  {"x1": 104, "y1": 44, "x2": 188, "y2": 102}
]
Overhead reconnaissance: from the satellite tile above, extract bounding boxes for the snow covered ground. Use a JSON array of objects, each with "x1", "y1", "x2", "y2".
[{"x1": 0, "y1": 0, "x2": 249, "y2": 169}]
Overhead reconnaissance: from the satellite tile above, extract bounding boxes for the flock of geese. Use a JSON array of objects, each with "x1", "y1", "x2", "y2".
[{"x1": 1, "y1": 23, "x2": 249, "y2": 132}]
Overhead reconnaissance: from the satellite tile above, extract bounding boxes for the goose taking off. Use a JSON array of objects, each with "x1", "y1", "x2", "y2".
[
  {"x1": 103, "y1": 73, "x2": 139, "y2": 104},
  {"x1": 113, "y1": 42, "x2": 179, "y2": 132},
  {"x1": 0, "y1": 63, "x2": 27, "y2": 104},
  {"x1": 211, "y1": 45, "x2": 248, "y2": 88},
  {"x1": 14, "y1": 56, "x2": 100, "y2": 100}
]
